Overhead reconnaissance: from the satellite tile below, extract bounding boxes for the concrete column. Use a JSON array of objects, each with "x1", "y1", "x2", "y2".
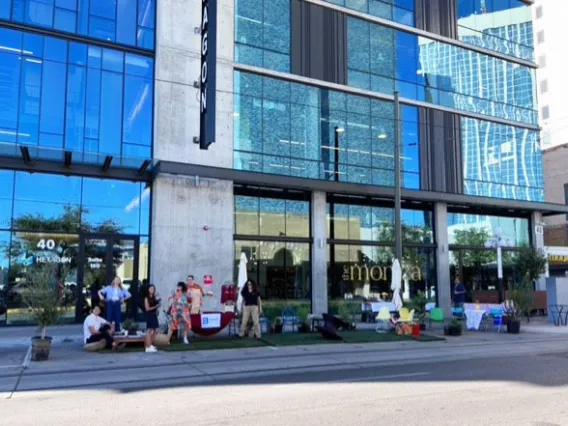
[
  {"x1": 154, "y1": 0, "x2": 234, "y2": 167},
  {"x1": 434, "y1": 202, "x2": 451, "y2": 316},
  {"x1": 150, "y1": 175, "x2": 234, "y2": 322},
  {"x1": 311, "y1": 191, "x2": 328, "y2": 314},
  {"x1": 531, "y1": 211, "x2": 546, "y2": 291}
]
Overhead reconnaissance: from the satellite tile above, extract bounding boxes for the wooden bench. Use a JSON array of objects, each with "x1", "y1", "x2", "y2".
[{"x1": 112, "y1": 335, "x2": 145, "y2": 351}]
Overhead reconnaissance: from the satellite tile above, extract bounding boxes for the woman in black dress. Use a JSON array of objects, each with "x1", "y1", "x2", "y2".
[{"x1": 144, "y1": 284, "x2": 160, "y2": 353}]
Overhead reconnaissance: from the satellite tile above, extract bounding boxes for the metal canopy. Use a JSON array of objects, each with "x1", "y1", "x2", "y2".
[{"x1": 154, "y1": 160, "x2": 568, "y2": 217}]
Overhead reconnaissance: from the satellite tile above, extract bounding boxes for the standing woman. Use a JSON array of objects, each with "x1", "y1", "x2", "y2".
[
  {"x1": 144, "y1": 284, "x2": 160, "y2": 353},
  {"x1": 99, "y1": 277, "x2": 131, "y2": 332},
  {"x1": 239, "y1": 279, "x2": 263, "y2": 339}
]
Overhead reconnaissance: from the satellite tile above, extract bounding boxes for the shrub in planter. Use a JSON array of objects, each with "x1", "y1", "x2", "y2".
[
  {"x1": 272, "y1": 317, "x2": 283, "y2": 334},
  {"x1": 296, "y1": 305, "x2": 311, "y2": 333},
  {"x1": 446, "y1": 319, "x2": 462, "y2": 336},
  {"x1": 22, "y1": 264, "x2": 66, "y2": 362},
  {"x1": 408, "y1": 291, "x2": 432, "y2": 332},
  {"x1": 503, "y1": 276, "x2": 534, "y2": 334}
]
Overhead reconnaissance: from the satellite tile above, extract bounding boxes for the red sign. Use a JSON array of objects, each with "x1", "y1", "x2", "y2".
[{"x1": 203, "y1": 275, "x2": 213, "y2": 286}]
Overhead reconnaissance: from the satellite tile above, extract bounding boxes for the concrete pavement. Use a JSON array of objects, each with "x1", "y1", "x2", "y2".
[{"x1": 4, "y1": 353, "x2": 568, "y2": 425}]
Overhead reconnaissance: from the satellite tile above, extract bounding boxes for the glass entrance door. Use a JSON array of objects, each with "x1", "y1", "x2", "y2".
[{"x1": 77, "y1": 234, "x2": 140, "y2": 322}]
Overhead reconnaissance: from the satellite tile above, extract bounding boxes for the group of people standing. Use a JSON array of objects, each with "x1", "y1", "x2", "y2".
[{"x1": 83, "y1": 275, "x2": 265, "y2": 352}]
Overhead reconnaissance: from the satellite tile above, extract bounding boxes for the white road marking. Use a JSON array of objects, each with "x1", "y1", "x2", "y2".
[{"x1": 332, "y1": 372, "x2": 430, "y2": 383}]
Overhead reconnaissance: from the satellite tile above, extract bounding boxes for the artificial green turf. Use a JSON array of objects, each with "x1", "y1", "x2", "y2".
[{"x1": 103, "y1": 330, "x2": 443, "y2": 353}]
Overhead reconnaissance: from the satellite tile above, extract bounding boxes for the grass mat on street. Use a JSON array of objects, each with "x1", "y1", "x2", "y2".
[{"x1": 161, "y1": 330, "x2": 443, "y2": 352}]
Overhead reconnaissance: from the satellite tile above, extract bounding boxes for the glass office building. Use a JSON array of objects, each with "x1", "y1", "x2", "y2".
[{"x1": 1, "y1": 0, "x2": 565, "y2": 325}]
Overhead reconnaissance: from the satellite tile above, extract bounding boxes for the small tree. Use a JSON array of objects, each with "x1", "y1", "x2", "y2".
[
  {"x1": 22, "y1": 264, "x2": 65, "y2": 339},
  {"x1": 515, "y1": 246, "x2": 547, "y2": 287},
  {"x1": 504, "y1": 275, "x2": 534, "y2": 322}
]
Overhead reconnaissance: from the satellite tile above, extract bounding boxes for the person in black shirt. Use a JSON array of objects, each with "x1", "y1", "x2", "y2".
[{"x1": 239, "y1": 279, "x2": 263, "y2": 339}]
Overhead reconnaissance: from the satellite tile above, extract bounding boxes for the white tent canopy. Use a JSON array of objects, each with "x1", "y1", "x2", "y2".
[
  {"x1": 237, "y1": 252, "x2": 248, "y2": 312},
  {"x1": 391, "y1": 258, "x2": 403, "y2": 311}
]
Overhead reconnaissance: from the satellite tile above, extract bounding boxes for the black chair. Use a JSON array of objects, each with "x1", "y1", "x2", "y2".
[{"x1": 549, "y1": 304, "x2": 564, "y2": 326}]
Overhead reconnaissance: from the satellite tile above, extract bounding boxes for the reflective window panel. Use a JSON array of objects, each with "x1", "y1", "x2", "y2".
[
  {"x1": 0, "y1": 28, "x2": 154, "y2": 159},
  {"x1": 234, "y1": 71, "x2": 421, "y2": 188},
  {"x1": 447, "y1": 213, "x2": 530, "y2": 247},
  {"x1": 2, "y1": 0, "x2": 156, "y2": 50}
]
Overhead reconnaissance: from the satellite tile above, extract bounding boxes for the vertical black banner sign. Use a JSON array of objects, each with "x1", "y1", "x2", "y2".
[{"x1": 199, "y1": 0, "x2": 217, "y2": 150}]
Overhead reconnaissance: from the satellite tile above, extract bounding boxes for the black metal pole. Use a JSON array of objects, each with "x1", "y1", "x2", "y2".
[
  {"x1": 334, "y1": 126, "x2": 340, "y2": 182},
  {"x1": 394, "y1": 92, "x2": 402, "y2": 263}
]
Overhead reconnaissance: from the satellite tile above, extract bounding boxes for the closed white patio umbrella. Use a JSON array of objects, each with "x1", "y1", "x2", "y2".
[
  {"x1": 237, "y1": 252, "x2": 248, "y2": 313},
  {"x1": 391, "y1": 258, "x2": 403, "y2": 311}
]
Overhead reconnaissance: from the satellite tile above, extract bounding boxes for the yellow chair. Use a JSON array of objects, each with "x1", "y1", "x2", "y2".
[
  {"x1": 399, "y1": 308, "x2": 415, "y2": 323},
  {"x1": 375, "y1": 307, "x2": 392, "y2": 332}
]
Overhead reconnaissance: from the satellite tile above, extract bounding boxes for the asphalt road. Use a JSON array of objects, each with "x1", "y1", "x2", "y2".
[{"x1": 3, "y1": 349, "x2": 568, "y2": 426}]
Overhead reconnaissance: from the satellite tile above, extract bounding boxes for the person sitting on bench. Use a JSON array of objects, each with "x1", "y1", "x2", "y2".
[{"x1": 84, "y1": 306, "x2": 115, "y2": 350}]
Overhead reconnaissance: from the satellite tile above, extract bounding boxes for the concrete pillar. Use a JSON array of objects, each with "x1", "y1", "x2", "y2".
[
  {"x1": 434, "y1": 202, "x2": 451, "y2": 316},
  {"x1": 154, "y1": 0, "x2": 234, "y2": 167},
  {"x1": 531, "y1": 211, "x2": 546, "y2": 291},
  {"x1": 150, "y1": 175, "x2": 234, "y2": 322},
  {"x1": 311, "y1": 191, "x2": 328, "y2": 314}
]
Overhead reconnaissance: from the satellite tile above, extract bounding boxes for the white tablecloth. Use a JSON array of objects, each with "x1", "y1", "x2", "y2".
[
  {"x1": 464, "y1": 310, "x2": 485, "y2": 330},
  {"x1": 362, "y1": 302, "x2": 397, "y2": 313}
]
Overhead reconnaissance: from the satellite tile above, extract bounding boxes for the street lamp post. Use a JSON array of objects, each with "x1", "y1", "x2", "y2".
[
  {"x1": 394, "y1": 91, "x2": 402, "y2": 265},
  {"x1": 484, "y1": 227, "x2": 514, "y2": 303}
]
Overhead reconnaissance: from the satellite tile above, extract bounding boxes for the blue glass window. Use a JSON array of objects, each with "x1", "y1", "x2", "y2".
[
  {"x1": 2, "y1": 170, "x2": 149, "y2": 234},
  {"x1": 0, "y1": 27, "x2": 154, "y2": 159},
  {"x1": 457, "y1": 0, "x2": 534, "y2": 62},
  {"x1": 325, "y1": 0, "x2": 416, "y2": 27},
  {"x1": 346, "y1": 17, "x2": 538, "y2": 125},
  {"x1": 461, "y1": 117, "x2": 543, "y2": 202},
  {"x1": 235, "y1": 0, "x2": 291, "y2": 72},
  {"x1": 234, "y1": 71, "x2": 421, "y2": 189},
  {"x1": 4, "y1": 0, "x2": 156, "y2": 50}
]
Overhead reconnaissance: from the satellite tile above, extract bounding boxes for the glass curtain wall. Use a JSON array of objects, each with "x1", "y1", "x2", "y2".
[
  {"x1": 0, "y1": 0, "x2": 156, "y2": 50},
  {"x1": 346, "y1": 16, "x2": 537, "y2": 125},
  {"x1": 448, "y1": 212, "x2": 530, "y2": 304},
  {"x1": 234, "y1": 187, "x2": 311, "y2": 320},
  {"x1": 457, "y1": 0, "x2": 534, "y2": 61},
  {"x1": 234, "y1": 71, "x2": 421, "y2": 188},
  {"x1": 0, "y1": 27, "x2": 154, "y2": 160},
  {"x1": 327, "y1": 198, "x2": 436, "y2": 315},
  {"x1": 0, "y1": 170, "x2": 150, "y2": 325}
]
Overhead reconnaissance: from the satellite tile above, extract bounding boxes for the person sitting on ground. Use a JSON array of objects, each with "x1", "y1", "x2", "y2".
[
  {"x1": 84, "y1": 306, "x2": 115, "y2": 350},
  {"x1": 167, "y1": 282, "x2": 191, "y2": 344}
]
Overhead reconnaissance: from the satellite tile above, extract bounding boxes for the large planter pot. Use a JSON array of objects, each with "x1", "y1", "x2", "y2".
[
  {"x1": 507, "y1": 319, "x2": 521, "y2": 334},
  {"x1": 298, "y1": 324, "x2": 310, "y2": 333},
  {"x1": 31, "y1": 336, "x2": 52, "y2": 362}
]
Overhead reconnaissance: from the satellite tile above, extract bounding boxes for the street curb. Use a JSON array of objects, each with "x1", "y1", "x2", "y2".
[{"x1": 1, "y1": 335, "x2": 567, "y2": 379}]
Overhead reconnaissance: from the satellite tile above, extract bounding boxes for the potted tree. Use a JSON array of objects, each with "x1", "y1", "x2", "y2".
[
  {"x1": 504, "y1": 276, "x2": 534, "y2": 334},
  {"x1": 409, "y1": 291, "x2": 429, "y2": 331},
  {"x1": 22, "y1": 264, "x2": 65, "y2": 361},
  {"x1": 514, "y1": 246, "x2": 547, "y2": 322},
  {"x1": 296, "y1": 305, "x2": 311, "y2": 333}
]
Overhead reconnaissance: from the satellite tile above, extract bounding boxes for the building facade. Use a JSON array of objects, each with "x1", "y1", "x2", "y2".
[{"x1": 0, "y1": 0, "x2": 565, "y2": 326}]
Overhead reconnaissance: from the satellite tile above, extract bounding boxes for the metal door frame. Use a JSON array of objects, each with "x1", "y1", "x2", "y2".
[{"x1": 76, "y1": 233, "x2": 140, "y2": 323}]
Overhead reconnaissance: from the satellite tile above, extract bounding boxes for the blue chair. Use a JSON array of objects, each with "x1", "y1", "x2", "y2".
[
  {"x1": 489, "y1": 308, "x2": 504, "y2": 332},
  {"x1": 281, "y1": 307, "x2": 297, "y2": 332}
]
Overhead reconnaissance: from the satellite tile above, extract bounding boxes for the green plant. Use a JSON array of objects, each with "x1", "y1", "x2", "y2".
[
  {"x1": 122, "y1": 318, "x2": 138, "y2": 332},
  {"x1": 295, "y1": 305, "x2": 310, "y2": 327},
  {"x1": 409, "y1": 291, "x2": 429, "y2": 325},
  {"x1": 515, "y1": 246, "x2": 547, "y2": 286},
  {"x1": 21, "y1": 264, "x2": 65, "y2": 339},
  {"x1": 504, "y1": 275, "x2": 534, "y2": 321},
  {"x1": 449, "y1": 318, "x2": 462, "y2": 331}
]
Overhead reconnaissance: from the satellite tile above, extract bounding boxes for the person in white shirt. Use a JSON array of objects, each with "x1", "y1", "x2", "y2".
[{"x1": 84, "y1": 306, "x2": 115, "y2": 349}]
